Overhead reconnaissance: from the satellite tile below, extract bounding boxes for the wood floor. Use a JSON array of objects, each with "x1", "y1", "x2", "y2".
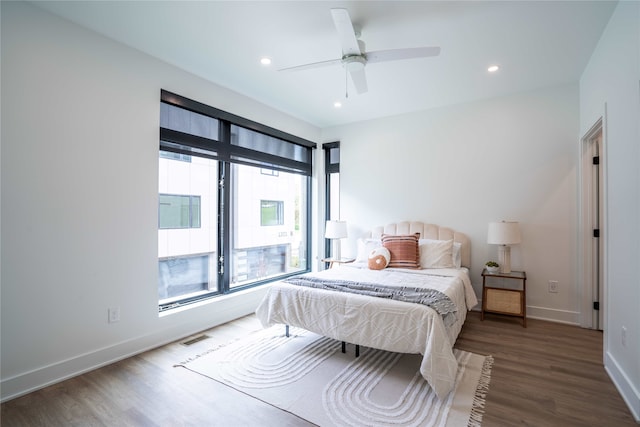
[
  {"x1": 2, "y1": 312, "x2": 636, "y2": 426},
  {"x1": 455, "y1": 312, "x2": 636, "y2": 427}
]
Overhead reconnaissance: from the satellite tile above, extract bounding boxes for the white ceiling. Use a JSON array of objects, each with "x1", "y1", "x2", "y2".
[{"x1": 33, "y1": 1, "x2": 617, "y2": 128}]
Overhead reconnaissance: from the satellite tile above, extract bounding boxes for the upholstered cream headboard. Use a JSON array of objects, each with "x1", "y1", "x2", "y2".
[{"x1": 368, "y1": 221, "x2": 471, "y2": 268}]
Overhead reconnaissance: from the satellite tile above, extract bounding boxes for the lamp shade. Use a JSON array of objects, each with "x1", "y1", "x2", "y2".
[
  {"x1": 325, "y1": 220, "x2": 348, "y2": 239},
  {"x1": 487, "y1": 221, "x2": 521, "y2": 245}
]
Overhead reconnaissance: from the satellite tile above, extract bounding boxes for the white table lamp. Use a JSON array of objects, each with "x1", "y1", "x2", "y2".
[
  {"x1": 488, "y1": 221, "x2": 521, "y2": 273},
  {"x1": 325, "y1": 220, "x2": 348, "y2": 260}
]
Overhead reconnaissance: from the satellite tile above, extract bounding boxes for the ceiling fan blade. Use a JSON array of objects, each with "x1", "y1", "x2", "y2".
[
  {"x1": 330, "y1": 8, "x2": 361, "y2": 56},
  {"x1": 366, "y1": 46, "x2": 441, "y2": 64},
  {"x1": 278, "y1": 58, "x2": 342, "y2": 72},
  {"x1": 349, "y1": 67, "x2": 368, "y2": 94}
]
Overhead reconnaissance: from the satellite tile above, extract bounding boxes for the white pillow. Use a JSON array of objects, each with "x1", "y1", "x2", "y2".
[
  {"x1": 355, "y1": 238, "x2": 382, "y2": 263},
  {"x1": 419, "y1": 239, "x2": 455, "y2": 269},
  {"x1": 419, "y1": 239, "x2": 462, "y2": 268},
  {"x1": 452, "y1": 242, "x2": 462, "y2": 268}
]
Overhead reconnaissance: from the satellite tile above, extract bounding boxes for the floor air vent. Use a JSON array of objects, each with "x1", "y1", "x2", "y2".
[{"x1": 181, "y1": 334, "x2": 210, "y2": 346}]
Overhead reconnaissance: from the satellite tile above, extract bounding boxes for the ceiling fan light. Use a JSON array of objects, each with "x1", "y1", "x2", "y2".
[{"x1": 343, "y1": 55, "x2": 366, "y2": 72}]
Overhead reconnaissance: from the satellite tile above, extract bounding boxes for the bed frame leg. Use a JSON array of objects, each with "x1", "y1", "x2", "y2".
[
  {"x1": 285, "y1": 325, "x2": 289, "y2": 337},
  {"x1": 340, "y1": 342, "x2": 359, "y2": 356}
]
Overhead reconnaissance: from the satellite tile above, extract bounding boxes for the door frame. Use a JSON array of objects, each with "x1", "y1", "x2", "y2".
[{"x1": 578, "y1": 116, "x2": 607, "y2": 331}]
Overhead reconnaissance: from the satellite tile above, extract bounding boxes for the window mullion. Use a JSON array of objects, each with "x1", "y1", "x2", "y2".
[{"x1": 218, "y1": 121, "x2": 231, "y2": 293}]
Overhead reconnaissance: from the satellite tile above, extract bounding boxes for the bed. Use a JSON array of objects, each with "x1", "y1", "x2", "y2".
[{"x1": 255, "y1": 221, "x2": 478, "y2": 398}]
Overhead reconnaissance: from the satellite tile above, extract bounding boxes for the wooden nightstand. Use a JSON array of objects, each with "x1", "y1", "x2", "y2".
[
  {"x1": 481, "y1": 269, "x2": 527, "y2": 327},
  {"x1": 321, "y1": 257, "x2": 355, "y2": 269}
]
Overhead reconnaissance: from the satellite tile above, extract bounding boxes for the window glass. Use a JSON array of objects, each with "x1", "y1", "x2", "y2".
[
  {"x1": 160, "y1": 151, "x2": 191, "y2": 163},
  {"x1": 158, "y1": 153, "x2": 218, "y2": 305},
  {"x1": 230, "y1": 163, "x2": 307, "y2": 288},
  {"x1": 231, "y1": 125, "x2": 308, "y2": 163},
  {"x1": 160, "y1": 103, "x2": 219, "y2": 140},
  {"x1": 158, "y1": 254, "x2": 213, "y2": 300},
  {"x1": 324, "y1": 142, "x2": 340, "y2": 261},
  {"x1": 328, "y1": 173, "x2": 340, "y2": 220}
]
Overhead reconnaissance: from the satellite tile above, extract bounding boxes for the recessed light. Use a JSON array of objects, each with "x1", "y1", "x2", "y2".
[
  {"x1": 334, "y1": 101, "x2": 342, "y2": 108},
  {"x1": 260, "y1": 57, "x2": 272, "y2": 66},
  {"x1": 487, "y1": 65, "x2": 500, "y2": 73}
]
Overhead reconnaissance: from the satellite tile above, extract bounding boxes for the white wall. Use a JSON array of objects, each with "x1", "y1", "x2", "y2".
[
  {"x1": 3, "y1": 2, "x2": 638, "y2": 419},
  {"x1": 580, "y1": 1, "x2": 640, "y2": 420},
  {"x1": 0, "y1": 2, "x2": 320, "y2": 401},
  {"x1": 322, "y1": 84, "x2": 580, "y2": 324}
]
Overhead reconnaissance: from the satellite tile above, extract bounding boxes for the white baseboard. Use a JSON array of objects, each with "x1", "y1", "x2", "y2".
[
  {"x1": 526, "y1": 305, "x2": 580, "y2": 325},
  {"x1": 1, "y1": 288, "x2": 267, "y2": 402},
  {"x1": 475, "y1": 300, "x2": 580, "y2": 325},
  {"x1": 605, "y1": 351, "x2": 640, "y2": 422}
]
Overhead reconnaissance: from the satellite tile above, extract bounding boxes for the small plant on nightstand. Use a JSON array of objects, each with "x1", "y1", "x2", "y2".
[{"x1": 485, "y1": 261, "x2": 500, "y2": 274}]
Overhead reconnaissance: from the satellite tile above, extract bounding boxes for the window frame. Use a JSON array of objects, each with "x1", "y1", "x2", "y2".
[
  {"x1": 323, "y1": 141, "x2": 340, "y2": 261},
  {"x1": 158, "y1": 90, "x2": 316, "y2": 311}
]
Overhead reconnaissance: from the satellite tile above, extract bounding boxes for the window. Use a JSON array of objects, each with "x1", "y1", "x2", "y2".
[
  {"x1": 323, "y1": 142, "x2": 340, "y2": 260},
  {"x1": 158, "y1": 90, "x2": 315, "y2": 311},
  {"x1": 159, "y1": 194, "x2": 201, "y2": 229},
  {"x1": 260, "y1": 200, "x2": 284, "y2": 226},
  {"x1": 231, "y1": 163, "x2": 306, "y2": 287},
  {"x1": 158, "y1": 155, "x2": 218, "y2": 304}
]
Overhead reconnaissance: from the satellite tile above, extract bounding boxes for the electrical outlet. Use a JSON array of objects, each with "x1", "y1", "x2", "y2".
[
  {"x1": 548, "y1": 280, "x2": 559, "y2": 293},
  {"x1": 621, "y1": 326, "x2": 627, "y2": 347},
  {"x1": 108, "y1": 307, "x2": 121, "y2": 323}
]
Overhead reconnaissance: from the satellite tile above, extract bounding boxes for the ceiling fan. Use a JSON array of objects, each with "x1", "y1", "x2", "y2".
[{"x1": 279, "y1": 8, "x2": 441, "y2": 95}]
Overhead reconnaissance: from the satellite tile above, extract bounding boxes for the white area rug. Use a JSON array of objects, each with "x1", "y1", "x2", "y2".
[{"x1": 177, "y1": 326, "x2": 493, "y2": 427}]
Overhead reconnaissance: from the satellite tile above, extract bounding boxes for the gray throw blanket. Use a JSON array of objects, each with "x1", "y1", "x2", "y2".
[{"x1": 283, "y1": 275, "x2": 458, "y2": 327}]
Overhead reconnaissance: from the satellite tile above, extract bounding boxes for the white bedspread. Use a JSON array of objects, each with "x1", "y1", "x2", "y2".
[{"x1": 255, "y1": 265, "x2": 477, "y2": 398}]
